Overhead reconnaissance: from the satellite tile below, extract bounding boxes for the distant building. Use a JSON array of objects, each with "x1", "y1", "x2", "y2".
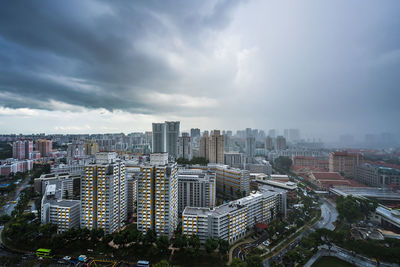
[
  {"x1": 67, "y1": 141, "x2": 85, "y2": 159},
  {"x1": 152, "y1": 121, "x2": 180, "y2": 157},
  {"x1": 224, "y1": 152, "x2": 244, "y2": 169},
  {"x1": 178, "y1": 169, "x2": 216, "y2": 212},
  {"x1": 84, "y1": 141, "x2": 99, "y2": 155},
  {"x1": 36, "y1": 139, "x2": 52, "y2": 157},
  {"x1": 329, "y1": 151, "x2": 363, "y2": 179},
  {"x1": 165, "y1": 121, "x2": 180, "y2": 157},
  {"x1": 34, "y1": 172, "x2": 80, "y2": 199},
  {"x1": 356, "y1": 163, "x2": 400, "y2": 188},
  {"x1": 245, "y1": 137, "x2": 256, "y2": 158},
  {"x1": 177, "y1": 133, "x2": 192, "y2": 160},
  {"x1": 199, "y1": 132, "x2": 209, "y2": 160},
  {"x1": 265, "y1": 136, "x2": 274, "y2": 151},
  {"x1": 292, "y1": 156, "x2": 329, "y2": 171},
  {"x1": 12, "y1": 140, "x2": 33, "y2": 160},
  {"x1": 275, "y1": 136, "x2": 286, "y2": 150},
  {"x1": 209, "y1": 130, "x2": 225, "y2": 164},
  {"x1": 246, "y1": 163, "x2": 272, "y2": 175},
  {"x1": 190, "y1": 128, "x2": 201, "y2": 139}
]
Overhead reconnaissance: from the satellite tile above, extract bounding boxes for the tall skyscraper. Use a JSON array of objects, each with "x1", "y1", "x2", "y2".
[
  {"x1": 152, "y1": 123, "x2": 166, "y2": 153},
  {"x1": 199, "y1": 132, "x2": 209, "y2": 160},
  {"x1": 209, "y1": 130, "x2": 224, "y2": 164},
  {"x1": 152, "y1": 121, "x2": 180, "y2": 157},
  {"x1": 36, "y1": 139, "x2": 52, "y2": 157},
  {"x1": 13, "y1": 140, "x2": 32, "y2": 159},
  {"x1": 275, "y1": 136, "x2": 287, "y2": 150},
  {"x1": 245, "y1": 136, "x2": 256, "y2": 158},
  {"x1": 165, "y1": 121, "x2": 180, "y2": 157},
  {"x1": 80, "y1": 152, "x2": 127, "y2": 234},
  {"x1": 137, "y1": 153, "x2": 178, "y2": 237},
  {"x1": 190, "y1": 128, "x2": 201, "y2": 139},
  {"x1": 177, "y1": 133, "x2": 192, "y2": 160},
  {"x1": 268, "y1": 129, "x2": 277, "y2": 138},
  {"x1": 265, "y1": 136, "x2": 274, "y2": 151}
]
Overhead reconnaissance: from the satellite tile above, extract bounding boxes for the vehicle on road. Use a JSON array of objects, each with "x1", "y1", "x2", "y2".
[
  {"x1": 263, "y1": 240, "x2": 271, "y2": 246},
  {"x1": 36, "y1": 248, "x2": 53, "y2": 258},
  {"x1": 79, "y1": 255, "x2": 88, "y2": 262},
  {"x1": 63, "y1": 256, "x2": 71, "y2": 261}
]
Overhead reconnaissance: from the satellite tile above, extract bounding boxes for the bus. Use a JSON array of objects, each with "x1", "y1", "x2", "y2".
[{"x1": 36, "y1": 248, "x2": 53, "y2": 258}]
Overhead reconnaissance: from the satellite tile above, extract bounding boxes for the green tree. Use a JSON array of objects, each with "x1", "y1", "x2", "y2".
[
  {"x1": 156, "y1": 235, "x2": 170, "y2": 253},
  {"x1": 218, "y1": 239, "x2": 229, "y2": 255},
  {"x1": 274, "y1": 156, "x2": 292, "y2": 172},
  {"x1": 336, "y1": 196, "x2": 364, "y2": 223},
  {"x1": 188, "y1": 234, "x2": 200, "y2": 252},
  {"x1": 229, "y1": 258, "x2": 247, "y2": 267},
  {"x1": 173, "y1": 233, "x2": 187, "y2": 249},
  {"x1": 39, "y1": 223, "x2": 57, "y2": 239},
  {"x1": 246, "y1": 254, "x2": 263, "y2": 267},
  {"x1": 205, "y1": 237, "x2": 218, "y2": 253},
  {"x1": 153, "y1": 260, "x2": 171, "y2": 267},
  {"x1": 0, "y1": 214, "x2": 11, "y2": 224}
]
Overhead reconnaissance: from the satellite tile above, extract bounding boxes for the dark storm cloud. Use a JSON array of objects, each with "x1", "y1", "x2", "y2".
[{"x1": 0, "y1": 0, "x2": 241, "y2": 112}]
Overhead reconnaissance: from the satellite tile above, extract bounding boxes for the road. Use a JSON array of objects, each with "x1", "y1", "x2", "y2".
[
  {"x1": 263, "y1": 198, "x2": 338, "y2": 267},
  {"x1": 1, "y1": 177, "x2": 31, "y2": 216}
]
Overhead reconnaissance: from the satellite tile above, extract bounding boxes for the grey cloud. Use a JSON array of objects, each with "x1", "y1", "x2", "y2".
[{"x1": 0, "y1": 0, "x2": 242, "y2": 113}]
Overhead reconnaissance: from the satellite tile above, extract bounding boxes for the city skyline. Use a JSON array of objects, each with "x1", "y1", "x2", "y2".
[{"x1": 0, "y1": 1, "x2": 399, "y2": 141}]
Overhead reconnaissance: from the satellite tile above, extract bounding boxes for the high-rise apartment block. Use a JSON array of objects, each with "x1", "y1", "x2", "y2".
[
  {"x1": 200, "y1": 130, "x2": 224, "y2": 163},
  {"x1": 190, "y1": 128, "x2": 201, "y2": 139},
  {"x1": 203, "y1": 164, "x2": 249, "y2": 199},
  {"x1": 36, "y1": 139, "x2": 52, "y2": 157},
  {"x1": 245, "y1": 136, "x2": 256, "y2": 158},
  {"x1": 275, "y1": 136, "x2": 287, "y2": 150},
  {"x1": 80, "y1": 152, "x2": 127, "y2": 234},
  {"x1": 265, "y1": 136, "x2": 274, "y2": 151},
  {"x1": 137, "y1": 153, "x2": 178, "y2": 237},
  {"x1": 12, "y1": 140, "x2": 33, "y2": 159},
  {"x1": 67, "y1": 141, "x2": 85, "y2": 159},
  {"x1": 182, "y1": 186, "x2": 284, "y2": 243},
  {"x1": 199, "y1": 132, "x2": 209, "y2": 160},
  {"x1": 152, "y1": 121, "x2": 180, "y2": 157},
  {"x1": 177, "y1": 133, "x2": 192, "y2": 160},
  {"x1": 84, "y1": 141, "x2": 99, "y2": 155},
  {"x1": 329, "y1": 151, "x2": 363, "y2": 179},
  {"x1": 177, "y1": 169, "x2": 216, "y2": 212}
]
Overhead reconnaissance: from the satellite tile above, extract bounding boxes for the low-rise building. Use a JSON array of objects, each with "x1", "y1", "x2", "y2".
[
  {"x1": 182, "y1": 186, "x2": 285, "y2": 243},
  {"x1": 41, "y1": 184, "x2": 80, "y2": 233},
  {"x1": 356, "y1": 163, "x2": 400, "y2": 188}
]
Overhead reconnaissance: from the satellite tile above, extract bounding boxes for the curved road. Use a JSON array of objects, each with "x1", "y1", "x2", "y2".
[{"x1": 263, "y1": 198, "x2": 338, "y2": 267}]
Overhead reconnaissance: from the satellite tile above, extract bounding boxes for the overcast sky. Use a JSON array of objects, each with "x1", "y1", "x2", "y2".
[{"x1": 0, "y1": 0, "x2": 399, "y2": 141}]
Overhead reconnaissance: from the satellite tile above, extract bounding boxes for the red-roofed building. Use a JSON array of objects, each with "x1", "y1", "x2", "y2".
[
  {"x1": 292, "y1": 156, "x2": 329, "y2": 172},
  {"x1": 329, "y1": 151, "x2": 364, "y2": 179}
]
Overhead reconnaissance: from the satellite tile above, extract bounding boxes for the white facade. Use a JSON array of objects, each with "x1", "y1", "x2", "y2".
[
  {"x1": 182, "y1": 189, "x2": 283, "y2": 244},
  {"x1": 178, "y1": 169, "x2": 216, "y2": 212}
]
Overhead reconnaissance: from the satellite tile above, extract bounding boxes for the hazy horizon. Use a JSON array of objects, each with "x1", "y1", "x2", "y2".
[{"x1": 1, "y1": 1, "x2": 399, "y2": 142}]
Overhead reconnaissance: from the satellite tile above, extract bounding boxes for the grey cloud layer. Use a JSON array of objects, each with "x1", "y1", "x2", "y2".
[
  {"x1": 0, "y1": 0, "x2": 400, "y2": 137},
  {"x1": 0, "y1": 0, "x2": 241, "y2": 113}
]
